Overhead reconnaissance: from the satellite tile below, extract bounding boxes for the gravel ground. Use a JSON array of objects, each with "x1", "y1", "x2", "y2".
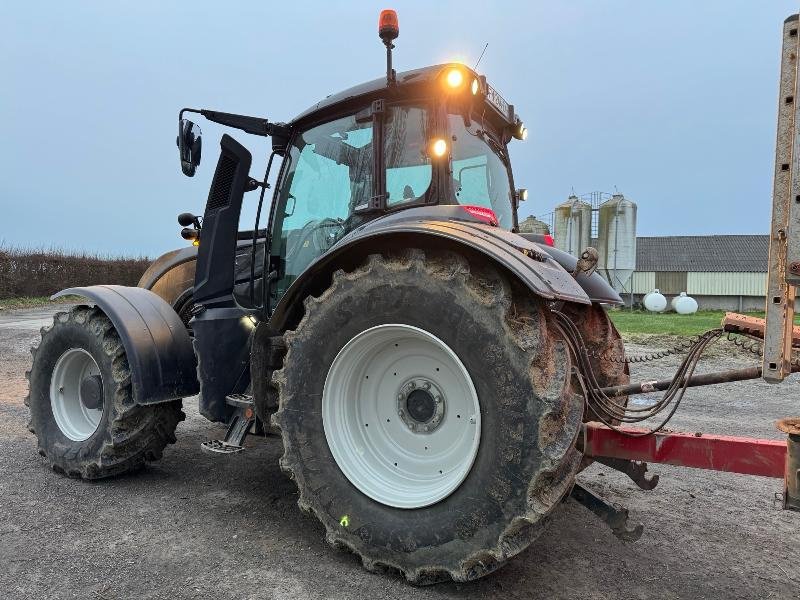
[{"x1": 0, "y1": 305, "x2": 798, "y2": 599}]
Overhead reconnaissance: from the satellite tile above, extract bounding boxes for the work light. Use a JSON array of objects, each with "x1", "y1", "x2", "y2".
[
  {"x1": 431, "y1": 138, "x2": 448, "y2": 157},
  {"x1": 471, "y1": 78, "x2": 479, "y2": 95},
  {"x1": 446, "y1": 68, "x2": 464, "y2": 88}
]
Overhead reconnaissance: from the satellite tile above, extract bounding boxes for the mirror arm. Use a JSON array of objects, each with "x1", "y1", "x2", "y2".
[
  {"x1": 180, "y1": 107, "x2": 290, "y2": 138},
  {"x1": 201, "y1": 109, "x2": 271, "y2": 136},
  {"x1": 180, "y1": 107, "x2": 290, "y2": 139}
]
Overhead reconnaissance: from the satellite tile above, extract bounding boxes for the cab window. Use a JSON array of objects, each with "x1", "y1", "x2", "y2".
[
  {"x1": 384, "y1": 105, "x2": 432, "y2": 206},
  {"x1": 270, "y1": 114, "x2": 372, "y2": 302},
  {"x1": 448, "y1": 114, "x2": 514, "y2": 229}
]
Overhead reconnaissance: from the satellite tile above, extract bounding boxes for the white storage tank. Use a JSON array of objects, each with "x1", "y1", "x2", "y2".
[
  {"x1": 598, "y1": 193, "x2": 637, "y2": 292},
  {"x1": 671, "y1": 292, "x2": 698, "y2": 315},
  {"x1": 518, "y1": 215, "x2": 551, "y2": 235},
  {"x1": 553, "y1": 195, "x2": 591, "y2": 256},
  {"x1": 643, "y1": 289, "x2": 667, "y2": 312}
]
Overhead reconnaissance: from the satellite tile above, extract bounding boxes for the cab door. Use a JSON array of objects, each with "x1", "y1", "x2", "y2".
[{"x1": 268, "y1": 112, "x2": 375, "y2": 308}]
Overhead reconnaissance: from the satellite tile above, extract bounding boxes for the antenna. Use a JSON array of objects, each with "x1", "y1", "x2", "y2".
[{"x1": 473, "y1": 43, "x2": 488, "y2": 70}]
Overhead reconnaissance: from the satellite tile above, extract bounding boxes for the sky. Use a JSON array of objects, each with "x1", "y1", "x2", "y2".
[{"x1": 1, "y1": 1, "x2": 798, "y2": 256}]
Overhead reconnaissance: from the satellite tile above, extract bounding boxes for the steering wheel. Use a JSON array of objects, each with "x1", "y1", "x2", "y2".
[{"x1": 310, "y1": 218, "x2": 347, "y2": 253}]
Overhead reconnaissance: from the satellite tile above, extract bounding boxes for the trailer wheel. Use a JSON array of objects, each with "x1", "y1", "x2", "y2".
[
  {"x1": 272, "y1": 250, "x2": 583, "y2": 583},
  {"x1": 25, "y1": 305, "x2": 185, "y2": 479}
]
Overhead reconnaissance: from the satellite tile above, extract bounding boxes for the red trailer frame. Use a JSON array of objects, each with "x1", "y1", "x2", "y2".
[{"x1": 582, "y1": 423, "x2": 787, "y2": 479}]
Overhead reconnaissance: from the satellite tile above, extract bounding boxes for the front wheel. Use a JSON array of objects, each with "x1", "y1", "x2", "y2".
[
  {"x1": 272, "y1": 250, "x2": 583, "y2": 583},
  {"x1": 26, "y1": 305, "x2": 184, "y2": 479}
]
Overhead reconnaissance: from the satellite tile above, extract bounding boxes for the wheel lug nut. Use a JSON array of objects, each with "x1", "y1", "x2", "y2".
[{"x1": 423, "y1": 382, "x2": 431, "y2": 390}]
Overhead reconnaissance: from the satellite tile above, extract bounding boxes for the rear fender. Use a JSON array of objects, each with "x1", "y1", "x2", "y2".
[
  {"x1": 269, "y1": 219, "x2": 593, "y2": 332},
  {"x1": 537, "y1": 244, "x2": 623, "y2": 305},
  {"x1": 52, "y1": 285, "x2": 199, "y2": 404}
]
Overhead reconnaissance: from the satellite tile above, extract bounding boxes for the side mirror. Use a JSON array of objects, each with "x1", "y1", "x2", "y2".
[
  {"x1": 515, "y1": 188, "x2": 528, "y2": 203},
  {"x1": 177, "y1": 119, "x2": 202, "y2": 177}
]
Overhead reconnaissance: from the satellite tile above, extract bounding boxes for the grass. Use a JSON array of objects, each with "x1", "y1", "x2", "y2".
[
  {"x1": 608, "y1": 309, "x2": 734, "y2": 337},
  {"x1": 0, "y1": 295, "x2": 82, "y2": 311},
  {"x1": 608, "y1": 308, "x2": 800, "y2": 338}
]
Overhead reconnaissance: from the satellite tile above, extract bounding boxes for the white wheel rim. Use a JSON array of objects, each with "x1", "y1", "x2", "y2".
[
  {"x1": 50, "y1": 348, "x2": 103, "y2": 441},
  {"x1": 323, "y1": 324, "x2": 481, "y2": 509}
]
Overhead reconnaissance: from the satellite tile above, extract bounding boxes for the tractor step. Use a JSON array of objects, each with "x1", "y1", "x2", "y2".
[{"x1": 200, "y1": 395, "x2": 256, "y2": 455}]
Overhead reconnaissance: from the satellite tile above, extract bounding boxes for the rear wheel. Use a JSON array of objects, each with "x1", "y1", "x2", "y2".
[
  {"x1": 272, "y1": 250, "x2": 583, "y2": 583},
  {"x1": 26, "y1": 305, "x2": 185, "y2": 479}
]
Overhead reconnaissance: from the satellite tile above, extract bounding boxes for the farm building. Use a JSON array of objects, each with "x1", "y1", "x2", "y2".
[{"x1": 629, "y1": 235, "x2": 769, "y2": 311}]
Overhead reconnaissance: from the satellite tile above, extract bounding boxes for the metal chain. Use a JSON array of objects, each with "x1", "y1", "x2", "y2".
[
  {"x1": 589, "y1": 334, "x2": 709, "y2": 364},
  {"x1": 592, "y1": 330, "x2": 769, "y2": 365},
  {"x1": 724, "y1": 332, "x2": 763, "y2": 358}
]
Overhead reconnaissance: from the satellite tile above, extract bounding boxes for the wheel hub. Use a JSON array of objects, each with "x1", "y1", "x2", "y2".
[
  {"x1": 323, "y1": 324, "x2": 481, "y2": 509},
  {"x1": 50, "y1": 348, "x2": 104, "y2": 441},
  {"x1": 79, "y1": 375, "x2": 103, "y2": 410},
  {"x1": 397, "y1": 378, "x2": 445, "y2": 433}
]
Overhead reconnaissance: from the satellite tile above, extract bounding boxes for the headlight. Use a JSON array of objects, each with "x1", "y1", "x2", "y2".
[{"x1": 471, "y1": 78, "x2": 479, "y2": 95}]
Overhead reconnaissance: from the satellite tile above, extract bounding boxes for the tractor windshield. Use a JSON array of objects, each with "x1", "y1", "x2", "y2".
[{"x1": 448, "y1": 113, "x2": 514, "y2": 229}]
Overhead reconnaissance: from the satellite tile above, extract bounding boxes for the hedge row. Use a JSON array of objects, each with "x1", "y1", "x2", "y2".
[{"x1": 0, "y1": 245, "x2": 151, "y2": 299}]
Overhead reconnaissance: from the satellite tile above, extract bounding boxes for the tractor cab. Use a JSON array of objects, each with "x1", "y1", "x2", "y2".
[{"x1": 267, "y1": 62, "x2": 526, "y2": 302}]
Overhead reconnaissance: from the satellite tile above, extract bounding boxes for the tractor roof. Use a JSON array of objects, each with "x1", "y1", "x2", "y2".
[{"x1": 292, "y1": 64, "x2": 452, "y2": 124}]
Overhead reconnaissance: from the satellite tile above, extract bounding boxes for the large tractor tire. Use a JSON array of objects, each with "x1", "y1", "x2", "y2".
[
  {"x1": 25, "y1": 305, "x2": 184, "y2": 479},
  {"x1": 271, "y1": 249, "x2": 584, "y2": 583}
]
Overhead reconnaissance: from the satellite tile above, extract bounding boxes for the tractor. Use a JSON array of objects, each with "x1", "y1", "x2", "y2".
[{"x1": 24, "y1": 9, "x2": 800, "y2": 585}]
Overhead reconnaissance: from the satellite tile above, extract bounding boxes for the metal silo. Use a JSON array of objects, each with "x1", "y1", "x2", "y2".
[
  {"x1": 553, "y1": 195, "x2": 591, "y2": 256},
  {"x1": 518, "y1": 215, "x2": 551, "y2": 235},
  {"x1": 597, "y1": 193, "x2": 637, "y2": 292}
]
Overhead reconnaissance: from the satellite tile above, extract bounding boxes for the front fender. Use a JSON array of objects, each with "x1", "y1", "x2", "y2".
[
  {"x1": 269, "y1": 218, "x2": 593, "y2": 332},
  {"x1": 52, "y1": 285, "x2": 199, "y2": 404}
]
